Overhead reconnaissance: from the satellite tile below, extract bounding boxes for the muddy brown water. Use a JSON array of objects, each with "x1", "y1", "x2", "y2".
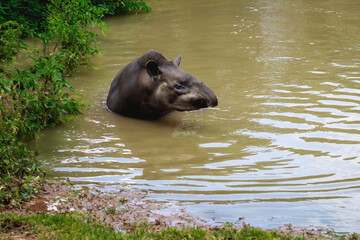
[{"x1": 30, "y1": 0, "x2": 360, "y2": 232}]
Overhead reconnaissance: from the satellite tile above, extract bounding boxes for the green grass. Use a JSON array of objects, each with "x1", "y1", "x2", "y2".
[
  {"x1": 0, "y1": 213, "x2": 122, "y2": 240},
  {"x1": 0, "y1": 213, "x2": 356, "y2": 240}
]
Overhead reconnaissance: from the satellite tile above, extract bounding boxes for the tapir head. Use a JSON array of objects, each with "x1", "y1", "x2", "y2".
[{"x1": 146, "y1": 56, "x2": 218, "y2": 112}]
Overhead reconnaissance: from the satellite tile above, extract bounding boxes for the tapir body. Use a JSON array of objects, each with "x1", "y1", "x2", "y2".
[{"x1": 106, "y1": 50, "x2": 218, "y2": 119}]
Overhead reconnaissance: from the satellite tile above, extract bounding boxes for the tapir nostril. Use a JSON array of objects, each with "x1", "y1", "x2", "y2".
[
  {"x1": 193, "y1": 98, "x2": 208, "y2": 109},
  {"x1": 198, "y1": 82, "x2": 218, "y2": 107},
  {"x1": 211, "y1": 96, "x2": 218, "y2": 107}
]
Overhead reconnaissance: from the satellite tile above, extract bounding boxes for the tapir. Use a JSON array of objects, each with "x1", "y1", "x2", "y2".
[{"x1": 106, "y1": 50, "x2": 218, "y2": 119}]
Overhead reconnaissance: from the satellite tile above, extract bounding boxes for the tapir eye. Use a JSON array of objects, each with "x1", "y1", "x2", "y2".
[{"x1": 174, "y1": 83, "x2": 184, "y2": 90}]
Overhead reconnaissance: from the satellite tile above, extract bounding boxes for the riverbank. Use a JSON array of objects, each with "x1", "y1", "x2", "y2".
[{"x1": 1, "y1": 181, "x2": 358, "y2": 240}]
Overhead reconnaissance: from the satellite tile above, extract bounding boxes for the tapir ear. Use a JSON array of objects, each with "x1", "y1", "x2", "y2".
[
  {"x1": 174, "y1": 56, "x2": 181, "y2": 66},
  {"x1": 146, "y1": 60, "x2": 161, "y2": 77}
]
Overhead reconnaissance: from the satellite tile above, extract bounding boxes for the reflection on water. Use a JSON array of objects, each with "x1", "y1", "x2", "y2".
[{"x1": 31, "y1": 0, "x2": 360, "y2": 232}]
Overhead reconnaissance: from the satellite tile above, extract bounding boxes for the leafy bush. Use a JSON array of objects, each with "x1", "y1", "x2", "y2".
[
  {"x1": 0, "y1": 0, "x2": 103, "y2": 207},
  {"x1": 0, "y1": 21, "x2": 28, "y2": 65},
  {"x1": 0, "y1": 20, "x2": 84, "y2": 206},
  {"x1": 0, "y1": 0, "x2": 151, "y2": 35},
  {"x1": 46, "y1": 0, "x2": 109, "y2": 75},
  {"x1": 92, "y1": 0, "x2": 151, "y2": 15},
  {"x1": 0, "y1": 0, "x2": 49, "y2": 35},
  {"x1": 0, "y1": 0, "x2": 151, "y2": 208}
]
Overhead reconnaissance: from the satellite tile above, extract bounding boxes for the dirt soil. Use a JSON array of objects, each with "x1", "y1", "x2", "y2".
[
  {"x1": 2, "y1": 182, "x2": 207, "y2": 231},
  {"x1": 0, "y1": 181, "x2": 349, "y2": 239}
]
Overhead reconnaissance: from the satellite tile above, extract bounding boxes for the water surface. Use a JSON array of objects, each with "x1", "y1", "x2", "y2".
[{"x1": 32, "y1": 0, "x2": 360, "y2": 232}]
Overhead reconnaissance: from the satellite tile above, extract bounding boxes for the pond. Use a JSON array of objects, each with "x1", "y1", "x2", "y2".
[{"x1": 31, "y1": 0, "x2": 360, "y2": 232}]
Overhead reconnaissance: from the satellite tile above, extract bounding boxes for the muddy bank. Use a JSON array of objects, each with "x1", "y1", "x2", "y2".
[
  {"x1": 3, "y1": 182, "x2": 207, "y2": 232},
  {"x1": 0, "y1": 181, "x2": 350, "y2": 239}
]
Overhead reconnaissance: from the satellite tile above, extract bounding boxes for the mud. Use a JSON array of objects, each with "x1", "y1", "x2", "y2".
[{"x1": 2, "y1": 182, "x2": 207, "y2": 232}]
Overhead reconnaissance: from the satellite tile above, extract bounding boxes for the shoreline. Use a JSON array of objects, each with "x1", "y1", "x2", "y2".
[{"x1": 1, "y1": 181, "x2": 356, "y2": 239}]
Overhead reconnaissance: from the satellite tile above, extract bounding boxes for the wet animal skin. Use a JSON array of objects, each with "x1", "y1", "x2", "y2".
[{"x1": 106, "y1": 50, "x2": 218, "y2": 119}]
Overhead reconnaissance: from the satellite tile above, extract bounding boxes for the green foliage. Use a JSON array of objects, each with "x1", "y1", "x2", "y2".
[
  {"x1": 0, "y1": 135, "x2": 43, "y2": 206},
  {"x1": 0, "y1": 0, "x2": 150, "y2": 208},
  {"x1": 0, "y1": 0, "x2": 95, "y2": 207},
  {"x1": 0, "y1": 21, "x2": 28, "y2": 66},
  {"x1": 0, "y1": 0, "x2": 49, "y2": 35},
  {"x1": 46, "y1": 0, "x2": 109, "y2": 75},
  {"x1": 120, "y1": 0, "x2": 152, "y2": 13},
  {"x1": 92, "y1": 0, "x2": 152, "y2": 15},
  {"x1": 0, "y1": 49, "x2": 84, "y2": 206},
  {"x1": 0, "y1": 0, "x2": 150, "y2": 34},
  {"x1": 0, "y1": 21, "x2": 42, "y2": 207}
]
